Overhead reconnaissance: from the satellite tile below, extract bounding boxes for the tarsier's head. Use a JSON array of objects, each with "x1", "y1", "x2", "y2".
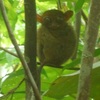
[{"x1": 38, "y1": 10, "x2": 73, "y2": 30}]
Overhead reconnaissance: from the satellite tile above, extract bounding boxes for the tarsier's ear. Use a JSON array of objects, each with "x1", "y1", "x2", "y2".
[
  {"x1": 64, "y1": 10, "x2": 73, "y2": 21},
  {"x1": 37, "y1": 14, "x2": 43, "y2": 23}
]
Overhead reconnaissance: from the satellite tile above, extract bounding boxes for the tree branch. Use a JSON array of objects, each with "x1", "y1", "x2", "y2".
[
  {"x1": 81, "y1": 10, "x2": 88, "y2": 25},
  {"x1": 0, "y1": 47, "x2": 18, "y2": 57},
  {"x1": 37, "y1": 62, "x2": 80, "y2": 70},
  {"x1": 72, "y1": 10, "x2": 81, "y2": 59},
  {"x1": 76, "y1": 0, "x2": 100, "y2": 100}
]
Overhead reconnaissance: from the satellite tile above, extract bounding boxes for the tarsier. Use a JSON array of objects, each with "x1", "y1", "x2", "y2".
[{"x1": 37, "y1": 9, "x2": 77, "y2": 69}]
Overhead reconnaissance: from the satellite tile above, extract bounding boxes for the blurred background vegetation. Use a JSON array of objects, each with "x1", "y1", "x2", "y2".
[{"x1": 0, "y1": 0, "x2": 100, "y2": 100}]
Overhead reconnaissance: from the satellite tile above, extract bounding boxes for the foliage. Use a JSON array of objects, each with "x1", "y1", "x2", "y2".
[{"x1": 0, "y1": 0, "x2": 100, "y2": 100}]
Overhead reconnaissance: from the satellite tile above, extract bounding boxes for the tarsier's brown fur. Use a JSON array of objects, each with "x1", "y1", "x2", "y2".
[{"x1": 37, "y1": 9, "x2": 77, "y2": 68}]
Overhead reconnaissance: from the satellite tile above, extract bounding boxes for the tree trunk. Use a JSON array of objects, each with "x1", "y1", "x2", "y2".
[{"x1": 24, "y1": 0, "x2": 40, "y2": 100}]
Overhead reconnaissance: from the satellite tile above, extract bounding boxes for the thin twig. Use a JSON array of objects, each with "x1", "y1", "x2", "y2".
[
  {"x1": 81, "y1": 10, "x2": 88, "y2": 25},
  {"x1": 0, "y1": 47, "x2": 18, "y2": 57}
]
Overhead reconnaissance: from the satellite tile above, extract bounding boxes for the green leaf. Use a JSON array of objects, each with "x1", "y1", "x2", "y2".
[
  {"x1": 64, "y1": 58, "x2": 80, "y2": 69},
  {"x1": 45, "y1": 62, "x2": 100, "y2": 100},
  {"x1": 75, "y1": 0, "x2": 85, "y2": 13},
  {"x1": 0, "y1": 51, "x2": 7, "y2": 64},
  {"x1": 1, "y1": 69, "x2": 24, "y2": 93},
  {"x1": 94, "y1": 48, "x2": 100, "y2": 57}
]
